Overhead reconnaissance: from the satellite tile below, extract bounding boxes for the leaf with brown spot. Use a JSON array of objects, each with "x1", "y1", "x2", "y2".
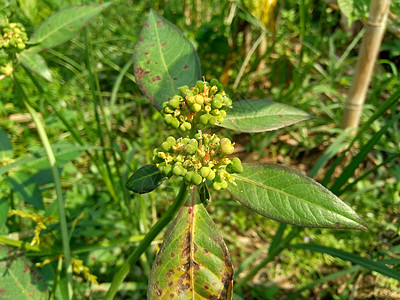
[
  {"x1": 133, "y1": 10, "x2": 201, "y2": 111},
  {"x1": 0, "y1": 246, "x2": 47, "y2": 299},
  {"x1": 147, "y1": 188, "x2": 233, "y2": 299},
  {"x1": 28, "y1": 2, "x2": 112, "y2": 50}
]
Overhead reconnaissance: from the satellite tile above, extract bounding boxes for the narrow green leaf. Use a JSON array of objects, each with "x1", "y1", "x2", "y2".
[
  {"x1": 148, "y1": 192, "x2": 233, "y2": 299},
  {"x1": 0, "y1": 246, "x2": 48, "y2": 299},
  {"x1": 0, "y1": 128, "x2": 13, "y2": 160},
  {"x1": 229, "y1": 164, "x2": 367, "y2": 230},
  {"x1": 0, "y1": 143, "x2": 100, "y2": 176},
  {"x1": 219, "y1": 99, "x2": 313, "y2": 133},
  {"x1": 330, "y1": 112, "x2": 400, "y2": 194},
  {"x1": 292, "y1": 243, "x2": 400, "y2": 281},
  {"x1": 126, "y1": 164, "x2": 164, "y2": 194},
  {"x1": 28, "y1": 2, "x2": 112, "y2": 50},
  {"x1": 133, "y1": 10, "x2": 201, "y2": 110},
  {"x1": 18, "y1": 50, "x2": 53, "y2": 82},
  {"x1": 0, "y1": 198, "x2": 9, "y2": 228}
]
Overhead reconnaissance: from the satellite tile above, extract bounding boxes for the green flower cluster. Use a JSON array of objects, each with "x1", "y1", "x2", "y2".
[
  {"x1": 161, "y1": 79, "x2": 233, "y2": 131},
  {"x1": 0, "y1": 20, "x2": 28, "y2": 51},
  {"x1": 153, "y1": 131, "x2": 243, "y2": 190}
]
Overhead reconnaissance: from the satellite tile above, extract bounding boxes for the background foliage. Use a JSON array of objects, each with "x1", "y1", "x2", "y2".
[{"x1": 1, "y1": 0, "x2": 399, "y2": 298}]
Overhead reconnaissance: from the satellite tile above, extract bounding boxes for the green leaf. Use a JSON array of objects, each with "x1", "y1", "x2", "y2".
[
  {"x1": 0, "y1": 143, "x2": 99, "y2": 176},
  {"x1": 292, "y1": 243, "x2": 400, "y2": 281},
  {"x1": 17, "y1": 0, "x2": 38, "y2": 24},
  {"x1": 126, "y1": 164, "x2": 164, "y2": 194},
  {"x1": 133, "y1": 10, "x2": 201, "y2": 110},
  {"x1": 28, "y1": 2, "x2": 112, "y2": 50},
  {"x1": 0, "y1": 128, "x2": 13, "y2": 160},
  {"x1": 218, "y1": 99, "x2": 313, "y2": 133},
  {"x1": 338, "y1": 0, "x2": 354, "y2": 24},
  {"x1": 7, "y1": 171, "x2": 44, "y2": 210},
  {"x1": 18, "y1": 50, "x2": 53, "y2": 82},
  {"x1": 148, "y1": 192, "x2": 233, "y2": 299},
  {"x1": 0, "y1": 198, "x2": 9, "y2": 228},
  {"x1": 0, "y1": 246, "x2": 47, "y2": 299},
  {"x1": 229, "y1": 164, "x2": 367, "y2": 230}
]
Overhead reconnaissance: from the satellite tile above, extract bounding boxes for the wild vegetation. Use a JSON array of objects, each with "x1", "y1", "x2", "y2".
[{"x1": 0, "y1": 0, "x2": 399, "y2": 299}]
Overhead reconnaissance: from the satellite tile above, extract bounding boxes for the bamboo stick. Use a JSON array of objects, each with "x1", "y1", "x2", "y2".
[{"x1": 341, "y1": 0, "x2": 391, "y2": 129}]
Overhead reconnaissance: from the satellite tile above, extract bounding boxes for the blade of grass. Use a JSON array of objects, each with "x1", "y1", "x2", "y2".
[
  {"x1": 330, "y1": 111, "x2": 400, "y2": 194},
  {"x1": 13, "y1": 75, "x2": 73, "y2": 299},
  {"x1": 292, "y1": 243, "x2": 400, "y2": 280},
  {"x1": 285, "y1": 265, "x2": 361, "y2": 300}
]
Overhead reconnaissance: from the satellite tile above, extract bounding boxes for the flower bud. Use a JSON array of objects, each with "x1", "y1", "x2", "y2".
[
  {"x1": 196, "y1": 80, "x2": 204, "y2": 93},
  {"x1": 210, "y1": 85, "x2": 218, "y2": 95},
  {"x1": 213, "y1": 181, "x2": 222, "y2": 191},
  {"x1": 184, "y1": 171, "x2": 194, "y2": 184},
  {"x1": 185, "y1": 144, "x2": 197, "y2": 155}
]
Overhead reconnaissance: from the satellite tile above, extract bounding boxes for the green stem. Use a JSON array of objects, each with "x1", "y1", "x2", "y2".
[
  {"x1": 104, "y1": 182, "x2": 190, "y2": 300},
  {"x1": 13, "y1": 77, "x2": 74, "y2": 299}
]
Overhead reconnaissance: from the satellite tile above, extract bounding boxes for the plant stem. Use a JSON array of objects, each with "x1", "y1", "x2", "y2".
[
  {"x1": 341, "y1": 0, "x2": 391, "y2": 129},
  {"x1": 104, "y1": 182, "x2": 190, "y2": 300},
  {"x1": 13, "y1": 76, "x2": 74, "y2": 299}
]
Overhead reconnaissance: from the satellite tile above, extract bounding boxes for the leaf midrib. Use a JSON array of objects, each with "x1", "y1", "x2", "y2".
[
  {"x1": 232, "y1": 172, "x2": 358, "y2": 223},
  {"x1": 225, "y1": 111, "x2": 310, "y2": 121},
  {"x1": 31, "y1": 6, "x2": 104, "y2": 44}
]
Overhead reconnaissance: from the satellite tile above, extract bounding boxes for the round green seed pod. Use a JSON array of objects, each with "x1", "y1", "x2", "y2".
[
  {"x1": 160, "y1": 164, "x2": 172, "y2": 177},
  {"x1": 184, "y1": 144, "x2": 197, "y2": 155},
  {"x1": 172, "y1": 164, "x2": 184, "y2": 176},
  {"x1": 161, "y1": 141, "x2": 171, "y2": 152},
  {"x1": 211, "y1": 99, "x2": 223, "y2": 109},
  {"x1": 207, "y1": 169, "x2": 216, "y2": 181},
  {"x1": 186, "y1": 95, "x2": 195, "y2": 105},
  {"x1": 223, "y1": 96, "x2": 232, "y2": 107},
  {"x1": 164, "y1": 114, "x2": 173, "y2": 124},
  {"x1": 184, "y1": 171, "x2": 194, "y2": 184},
  {"x1": 169, "y1": 97, "x2": 180, "y2": 108},
  {"x1": 220, "y1": 138, "x2": 234, "y2": 155},
  {"x1": 208, "y1": 115, "x2": 217, "y2": 126},
  {"x1": 210, "y1": 78, "x2": 219, "y2": 86},
  {"x1": 214, "y1": 94, "x2": 223, "y2": 102},
  {"x1": 232, "y1": 157, "x2": 243, "y2": 172},
  {"x1": 192, "y1": 103, "x2": 202, "y2": 112},
  {"x1": 220, "y1": 180, "x2": 228, "y2": 189},
  {"x1": 212, "y1": 181, "x2": 222, "y2": 191},
  {"x1": 219, "y1": 110, "x2": 227, "y2": 118},
  {"x1": 166, "y1": 136, "x2": 176, "y2": 145},
  {"x1": 171, "y1": 118, "x2": 180, "y2": 129},
  {"x1": 183, "y1": 122, "x2": 191, "y2": 131},
  {"x1": 178, "y1": 85, "x2": 189, "y2": 96},
  {"x1": 199, "y1": 114, "x2": 209, "y2": 125},
  {"x1": 182, "y1": 138, "x2": 190, "y2": 144},
  {"x1": 199, "y1": 167, "x2": 211, "y2": 178},
  {"x1": 195, "y1": 95, "x2": 204, "y2": 105},
  {"x1": 192, "y1": 173, "x2": 202, "y2": 185}
]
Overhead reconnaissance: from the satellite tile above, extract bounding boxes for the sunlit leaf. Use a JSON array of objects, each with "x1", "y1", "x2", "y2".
[
  {"x1": 133, "y1": 10, "x2": 201, "y2": 110},
  {"x1": 219, "y1": 99, "x2": 313, "y2": 133},
  {"x1": 0, "y1": 246, "x2": 47, "y2": 299},
  {"x1": 229, "y1": 164, "x2": 367, "y2": 230},
  {"x1": 18, "y1": 50, "x2": 53, "y2": 82},
  {"x1": 28, "y1": 2, "x2": 112, "y2": 50},
  {"x1": 148, "y1": 191, "x2": 233, "y2": 299}
]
